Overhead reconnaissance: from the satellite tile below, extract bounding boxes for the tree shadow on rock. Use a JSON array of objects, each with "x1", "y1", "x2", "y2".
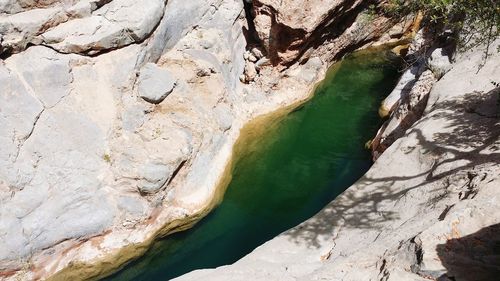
[
  {"x1": 436, "y1": 223, "x2": 500, "y2": 281},
  {"x1": 284, "y1": 87, "x2": 500, "y2": 248}
]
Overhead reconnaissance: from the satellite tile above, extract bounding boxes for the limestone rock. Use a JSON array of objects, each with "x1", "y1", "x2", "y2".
[
  {"x1": 0, "y1": 105, "x2": 115, "y2": 265},
  {"x1": 428, "y1": 47, "x2": 452, "y2": 79},
  {"x1": 0, "y1": 0, "x2": 459, "y2": 280},
  {"x1": 250, "y1": 0, "x2": 403, "y2": 65},
  {"x1": 407, "y1": 28, "x2": 432, "y2": 57},
  {"x1": 0, "y1": 0, "x2": 251, "y2": 277},
  {"x1": 0, "y1": 0, "x2": 164, "y2": 55},
  {"x1": 255, "y1": 57, "x2": 271, "y2": 71},
  {"x1": 117, "y1": 195, "x2": 147, "y2": 219},
  {"x1": 137, "y1": 63, "x2": 176, "y2": 104},
  {"x1": 295, "y1": 56, "x2": 323, "y2": 83},
  {"x1": 243, "y1": 61, "x2": 257, "y2": 83},
  {"x1": 135, "y1": 0, "x2": 228, "y2": 65},
  {"x1": 0, "y1": 0, "x2": 23, "y2": 14},
  {"x1": 0, "y1": 63, "x2": 44, "y2": 168},
  {"x1": 214, "y1": 103, "x2": 233, "y2": 131},
  {"x1": 39, "y1": 0, "x2": 164, "y2": 54},
  {"x1": 176, "y1": 39, "x2": 500, "y2": 281},
  {"x1": 6, "y1": 46, "x2": 72, "y2": 108},
  {"x1": 0, "y1": 0, "x2": 72, "y2": 14},
  {"x1": 121, "y1": 106, "x2": 146, "y2": 132},
  {"x1": 250, "y1": 47, "x2": 265, "y2": 60},
  {"x1": 379, "y1": 60, "x2": 426, "y2": 117},
  {"x1": 138, "y1": 162, "x2": 172, "y2": 194},
  {"x1": 372, "y1": 70, "x2": 437, "y2": 158},
  {"x1": 0, "y1": 6, "x2": 66, "y2": 53}
]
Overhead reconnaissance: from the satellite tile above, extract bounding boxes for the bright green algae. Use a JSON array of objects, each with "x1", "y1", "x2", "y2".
[{"x1": 105, "y1": 50, "x2": 402, "y2": 281}]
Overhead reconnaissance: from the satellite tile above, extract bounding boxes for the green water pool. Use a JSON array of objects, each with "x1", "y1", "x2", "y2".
[{"x1": 105, "y1": 50, "x2": 402, "y2": 281}]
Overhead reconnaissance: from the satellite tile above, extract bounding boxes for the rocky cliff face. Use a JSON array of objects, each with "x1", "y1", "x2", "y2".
[
  {"x1": 1, "y1": 0, "x2": 249, "y2": 279},
  {"x1": 249, "y1": 0, "x2": 414, "y2": 66},
  {"x1": 176, "y1": 38, "x2": 500, "y2": 281},
  {"x1": 0, "y1": 0, "x2": 412, "y2": 280}
]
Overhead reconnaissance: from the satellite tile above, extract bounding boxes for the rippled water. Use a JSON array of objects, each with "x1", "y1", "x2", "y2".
[{"x1": 105, "y1": 50, "x2": 402, "y2": 281}]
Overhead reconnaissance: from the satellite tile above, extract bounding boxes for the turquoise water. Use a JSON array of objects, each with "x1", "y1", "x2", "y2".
[{"x1": 105, "y1": 51, "x2": 402, "y2": 281}]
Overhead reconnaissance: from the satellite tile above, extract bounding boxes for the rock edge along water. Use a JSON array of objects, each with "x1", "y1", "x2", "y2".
[
  {"x1": 175, "y1": 39, "x2": 500, "y2": 281},
  {"x1": 0, "y1": 1, "x2": 418, "y2": 280}
]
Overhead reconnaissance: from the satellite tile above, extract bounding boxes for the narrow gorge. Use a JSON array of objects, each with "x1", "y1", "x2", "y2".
[
  {"x1": 105, "y1": 50, "x2": 402, "y2": 280},
  {"x1": 0, "y1": 1, "x2": 498, "y2": 281}
]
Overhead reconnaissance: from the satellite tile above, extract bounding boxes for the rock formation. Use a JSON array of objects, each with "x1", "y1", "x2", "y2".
[
  {"x1": 0, "y1": 0, "x2": 418, "y2": 280},
  {"x1": 249, "y1": 0, "x2": 411, "y2": 66},
  {"x1": 176, "y1": 38, "x2": 500, "y2": 281},
  {"x1": 5, "y1": 0, "x2": 494, "y2": 280},
  {"x1": 372, "y1": 28, "x2": 454, "y2": 159}
]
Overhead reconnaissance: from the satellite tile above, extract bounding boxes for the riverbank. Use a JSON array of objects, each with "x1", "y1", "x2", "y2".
[
  {"x1": 175, "y1": 39, "x2": 500, "y2": 281},
  {"x1": 45, "y1": 50, "x2": 329, "y2": 281},
  {"x1": 105, "y1": 50, "x2": 402, "y2": 280}
]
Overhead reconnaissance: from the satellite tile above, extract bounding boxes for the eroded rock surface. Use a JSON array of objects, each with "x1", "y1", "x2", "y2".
[
  {"x1": 176, "y1": 40, "x2": 500, "y2": 281},
  {"x1": 0, "y1": 0, "x2": 248, "y2": 278},
  {"x1": 250, "y1": 0, "x2": 413, "y2": 66},
  {"x1": 137, "y1": 63, "x2": 176, "y2": 104},
  {"x1": 0, "y1": 0, "x2": 164, "y2": 55},
  {"x1": 0, "y1": 0, "x2": 426, "y2": 280}
]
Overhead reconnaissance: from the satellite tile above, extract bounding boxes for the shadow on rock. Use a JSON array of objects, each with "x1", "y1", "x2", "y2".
[
  {"x1": 283, "y1": 87, "x2": 499, "y2": 248},
  {"x1": 436, "y1": 223, "x2": 500, "y2": 281}
]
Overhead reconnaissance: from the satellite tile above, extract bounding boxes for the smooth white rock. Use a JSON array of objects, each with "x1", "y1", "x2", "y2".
[{"x1": 137, "y1": 63, "x2": 176, "y2": 104}]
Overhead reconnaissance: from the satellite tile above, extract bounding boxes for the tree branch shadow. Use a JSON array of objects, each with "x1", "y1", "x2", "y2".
[{"x1": 283, "y1": 87, "x2": 500, "y2": 248}]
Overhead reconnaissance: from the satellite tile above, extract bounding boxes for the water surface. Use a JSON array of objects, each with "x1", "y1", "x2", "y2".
[{"x1": 106, "y1": 51, "x2": 402, "y2": 281}]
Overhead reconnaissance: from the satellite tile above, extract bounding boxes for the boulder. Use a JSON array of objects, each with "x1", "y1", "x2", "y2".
[
  {"x1": 39, "y1": 0, "x2": 164, "y2": 54},
  {"x1": 137, "y1": 63, "x2": 176, "y2": 104},
  {"x1": 0, "y1": 6, "x2": 66, "y2": 53},
  {"x1": 138, "y1": 162, "x2": 172, "y2": 194},
  {"x1": 293, "y1": 56, "x2": 323, "y2": 83},
  {"x1": 250, "y1": 47, "x2": 265, "y2": 60},
  {"x1": 372, "y1": 70, "x2": 437, "y2": 158},
  {"x1": 428, "y1": 48, "x2": 452, "y2": 79},
  {"x1": 243, "y1": 61, "x2": 257, "y2": 82},
  {"x1": 379, "y1": 60, "x2": 426, "y2": 117}
]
